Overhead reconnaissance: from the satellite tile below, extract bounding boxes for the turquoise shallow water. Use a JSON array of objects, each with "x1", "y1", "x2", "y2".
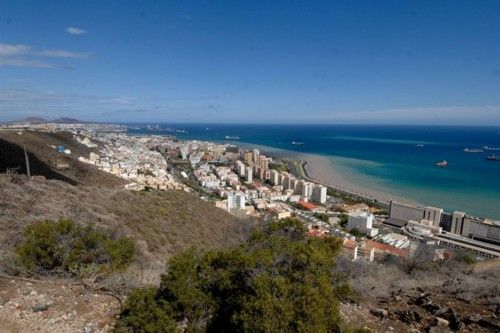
[{"x1": 129, "y1": 124, "x2": 500, "y2": 219}]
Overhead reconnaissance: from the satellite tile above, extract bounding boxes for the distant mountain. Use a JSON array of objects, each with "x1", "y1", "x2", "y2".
[
  {"x1": 52, "y1": 117, "x2": 91, "y2": 124},
  {"x1": 3, "y1": 117, "x2": 48, "y2": 124}
]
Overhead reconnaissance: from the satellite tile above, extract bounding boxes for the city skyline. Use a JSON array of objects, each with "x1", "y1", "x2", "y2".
[{"x1": 1, "y1": 1, "x2": 500, "y2": 124}]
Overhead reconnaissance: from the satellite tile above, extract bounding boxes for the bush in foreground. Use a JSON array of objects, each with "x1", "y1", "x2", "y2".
[
  {"x1": 16, "y1": 219, "x2": 134, "y2": 275},
  {"x1": 115, "y1": 218, "x2": 350, "y2": 333}
]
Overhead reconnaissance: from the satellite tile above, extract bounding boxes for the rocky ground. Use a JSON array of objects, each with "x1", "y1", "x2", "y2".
[
  {"x1": 342, "y1": 289, "x2": 499, "y2": 332},
  {"x1": 0, "y1": 277, "x2": 120, "y2": 332}
]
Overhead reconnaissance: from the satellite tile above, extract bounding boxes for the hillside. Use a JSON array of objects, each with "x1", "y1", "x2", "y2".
[
  {"x1": 0, "y1": 175, "x2": 250, "y2": 332},
  {"x1": 0, "y1": 131, "x2": 251, "y2": 332},
  {"x1": 0, "y1": 130, "x2": 125, "y2": 187},
  {"x1": 0, "y1": 175, "x2": 249, "y2": 281}
]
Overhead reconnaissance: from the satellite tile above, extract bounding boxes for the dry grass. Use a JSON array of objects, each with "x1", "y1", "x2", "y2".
[
  {"x1": 0, "y1": 130, "x2": 125, "y2": 187},
  {"x1": 0, "y1": 175, "x2": 250, "y2": 284}
]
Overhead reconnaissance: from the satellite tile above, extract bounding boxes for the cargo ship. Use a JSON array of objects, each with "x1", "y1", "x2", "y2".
[
  {"x1": 486, "y1": 154, "x2": 500, "y2": 161},
  {"x1": 463, "y1": 148, "x2": 484, "y2": 153},
  {"x1": 435, "y1": 160, "x2": 448, "y2": 167},
  {"x1": 482, "y1": 146, "x2": 500, "y2": 151}
]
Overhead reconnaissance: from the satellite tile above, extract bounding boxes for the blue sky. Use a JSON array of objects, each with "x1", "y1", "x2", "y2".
[{"x1": 1, "y1": 0, "x2": 500, "y2": 124}]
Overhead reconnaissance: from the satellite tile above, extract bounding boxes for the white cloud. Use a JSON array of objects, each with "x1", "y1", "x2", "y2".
[
  {"x1": 66, "y1": 27, "x2": 87, "y2": 35},
  {"x1": 0, "y1": 43, "x2": 31, "y2": 56},
  {"x1": 0, "y1": 58, "x2": 53, "y2": 68},
  {"x1": 0, "y1": 42, "x2": 91, "y2": 68},
  {"x1": 36, "y1": 49, "x2": 91, "y2": 59},
  {"x1": 298, "y1": 106, "x2": 500, "y2": 125},
  {"x1": 108, "y1": 97, "x2": 135, "y2": 104}
]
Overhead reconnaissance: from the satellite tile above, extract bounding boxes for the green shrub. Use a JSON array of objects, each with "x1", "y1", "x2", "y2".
[
  {"x1": 16, "y1": 219, "x2": 134, "y2": 274},
  {"x1": 339, "y1": 214, "x2": 348, "y2": 227},
  {"x1": 114, "y1": 288, "x2": 178, "y2": 333},
  {"x1": 116, "y1": 218, "x2": 350, "y2": 332},
  {"x1": 313, "y1": 212, "x2": 329, "y2": 222}
]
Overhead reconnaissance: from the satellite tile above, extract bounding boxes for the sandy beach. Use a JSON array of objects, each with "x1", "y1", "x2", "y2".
[
  {"x1": 234, "y1": 141, "x2": 415, "y2": 206},
  {"x1": 295, "y1": 152, "x2": 415, "y2": 205}
]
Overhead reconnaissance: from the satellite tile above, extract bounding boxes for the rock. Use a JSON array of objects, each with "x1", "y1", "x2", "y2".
[
  {"x1": 0, "y1": 296, "x2": 7, "y2": 306},
  {"x1": 84, "y1": 323, "x2": 96, "y2": 333},
  {"x1": 395, "y1": 309, "x2": 421, "y2": 324},
  {"x1": 433, "y1": 317, "x2": 450, "y2": 327},
  {"x1": 433, "y1": 307, "x2": 448, "y2": 316},
  {"x1": 425, "y1": 303, "x2": 442, "y2": 314},
  {"x1": 465, "y1": 313, "x2": 481, "y2": 324},
  {"x1": 32, "y1": 303, "x2": 49, "y2": 312},
  {"x1": 478, "y1": 318, "x2": 500, "y2": 331},
  {"x1": 415, "y1": 296, "x2": 432, "y2": 307},
  {"x1": 371, "y1": 308, "x2": 389, "y2": 318},
  {"x1": 427, "y1": 326, "x2": 449, "y2": 333},
  {"x1": 445, "y1": 308, "x2": 463, "y2": 330}
]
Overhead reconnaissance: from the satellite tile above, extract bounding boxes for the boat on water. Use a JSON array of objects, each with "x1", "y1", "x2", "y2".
[
  {"x1": 482, "y1": 146, "x2": 500, "y2": 151},
  {"x1": 291, "y1": 141, "x2": 304, "y2": 145},
  {"x1": 225, "y1": 135, "x2": 240, "y2": 140},
  {"x1": 486, "y1": 154, "x2": 500, "y2": 161},
  {"x1": 463, "y1": 148, "x2": 484, "y2": 153},
  {"x1": 435, "y1": 160, "x2": 448, "y2": 167},
  {"x1": 415, "y1": 144, "x2": 424, "y2": 148}
]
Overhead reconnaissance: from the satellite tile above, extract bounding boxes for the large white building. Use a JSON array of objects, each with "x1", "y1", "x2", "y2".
[
  {"x1": 245, "y1": 166, "x2": 253, "y2": 183},
  {"x1": 253, "y1": 149, "x2": 260, "y2": 164},
  {"x1": 451, "y1": 212, "x2": 500, "y2": 245},
  {"x1": 236, "y1": 160, "x2": 246, "y2": 177},
  {"x1": 235, "y1": 192, "x2": 246, "y2": 209},
  {"x1": 227, "y1": 191, "x2": 246, "y2": 211},
  {"x1": 301, "y1": 182, "x2": 314, "y2": 199},
  {"x1": 312, "y1": 185, "x2": 327, "y2": 204},
  {"x1": 388, "y1": 201, "x2": 442, "y2": 227},
  {"x1": 270, "y1": 170, "x2": 280, "y2": 185},
  {"x1": 347, "y1": 211, "x2": 379, "y2": 237}
]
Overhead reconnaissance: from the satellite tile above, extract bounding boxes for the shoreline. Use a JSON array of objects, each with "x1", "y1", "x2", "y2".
[
  {"x1": 230, "y1": 141, "x2": 414, "y2": 208},
  {"x1": 292, "y1": 153, "x2": 415, "y2": 207}
]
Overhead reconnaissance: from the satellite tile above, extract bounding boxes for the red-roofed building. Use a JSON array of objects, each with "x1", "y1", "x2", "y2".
[
  {"x1": 297, "y1": 201, "x2": 317, "y2": 211},
  {"x1": 364, "y1": 240, "x2": 409, "y2": 259},
  {"x1": 342, "y1": 239, "x2": 358, "y2": 260}
]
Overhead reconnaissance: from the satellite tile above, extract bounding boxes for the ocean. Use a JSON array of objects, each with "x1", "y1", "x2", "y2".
[{"x1": 128, "y1": 124, "x2": 500, "y2": 219}]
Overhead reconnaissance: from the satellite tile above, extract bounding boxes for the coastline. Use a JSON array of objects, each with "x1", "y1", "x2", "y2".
[
  {"x1": 296, "y1": 153, "x2": 415, "y2": 206},
  {"x1": 230, "y1": 141, "x2": 415, "y2": 207}
]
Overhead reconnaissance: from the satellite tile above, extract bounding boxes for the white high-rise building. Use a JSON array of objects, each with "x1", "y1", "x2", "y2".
[
  {"x1": 253, "y1": 149, "x2": 260, "y2": 164},
  {"x1": 312, "y1": 185, "x2": 327, "y2": 204},
  {"x1": 277, "y1": 173, "x2": 284, "y2": 186},
  {"x1": 301, "y1": 182, "x2": 314, "y2": 198},
  {"x1": 245, "y1": 166, "x2": 253, "y2": 183},
  {"x1": 235, "y1": 192, "x2": 246, "y2": 209},
  {"x1": 289, "y1": 178, "x2": 298, "y2": 193},
  {"x1": 236, "y1": 160, "x2": 246, "y2": 176},
  {"x1": 226, "y1": 192, "x2": 234, "y2": 212},
  {"x1": 180, "y1": 145, "x2": 189, "y2": 160},
  {"x1": 347, "y1": 211, "x2": 378, "y2": 237},
  {"x1": 295, "y1": 180, "x2": 304, "y2": 195},
  {"x1": 270, "y1": 170, "x2": 279, "y2": 185}
]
